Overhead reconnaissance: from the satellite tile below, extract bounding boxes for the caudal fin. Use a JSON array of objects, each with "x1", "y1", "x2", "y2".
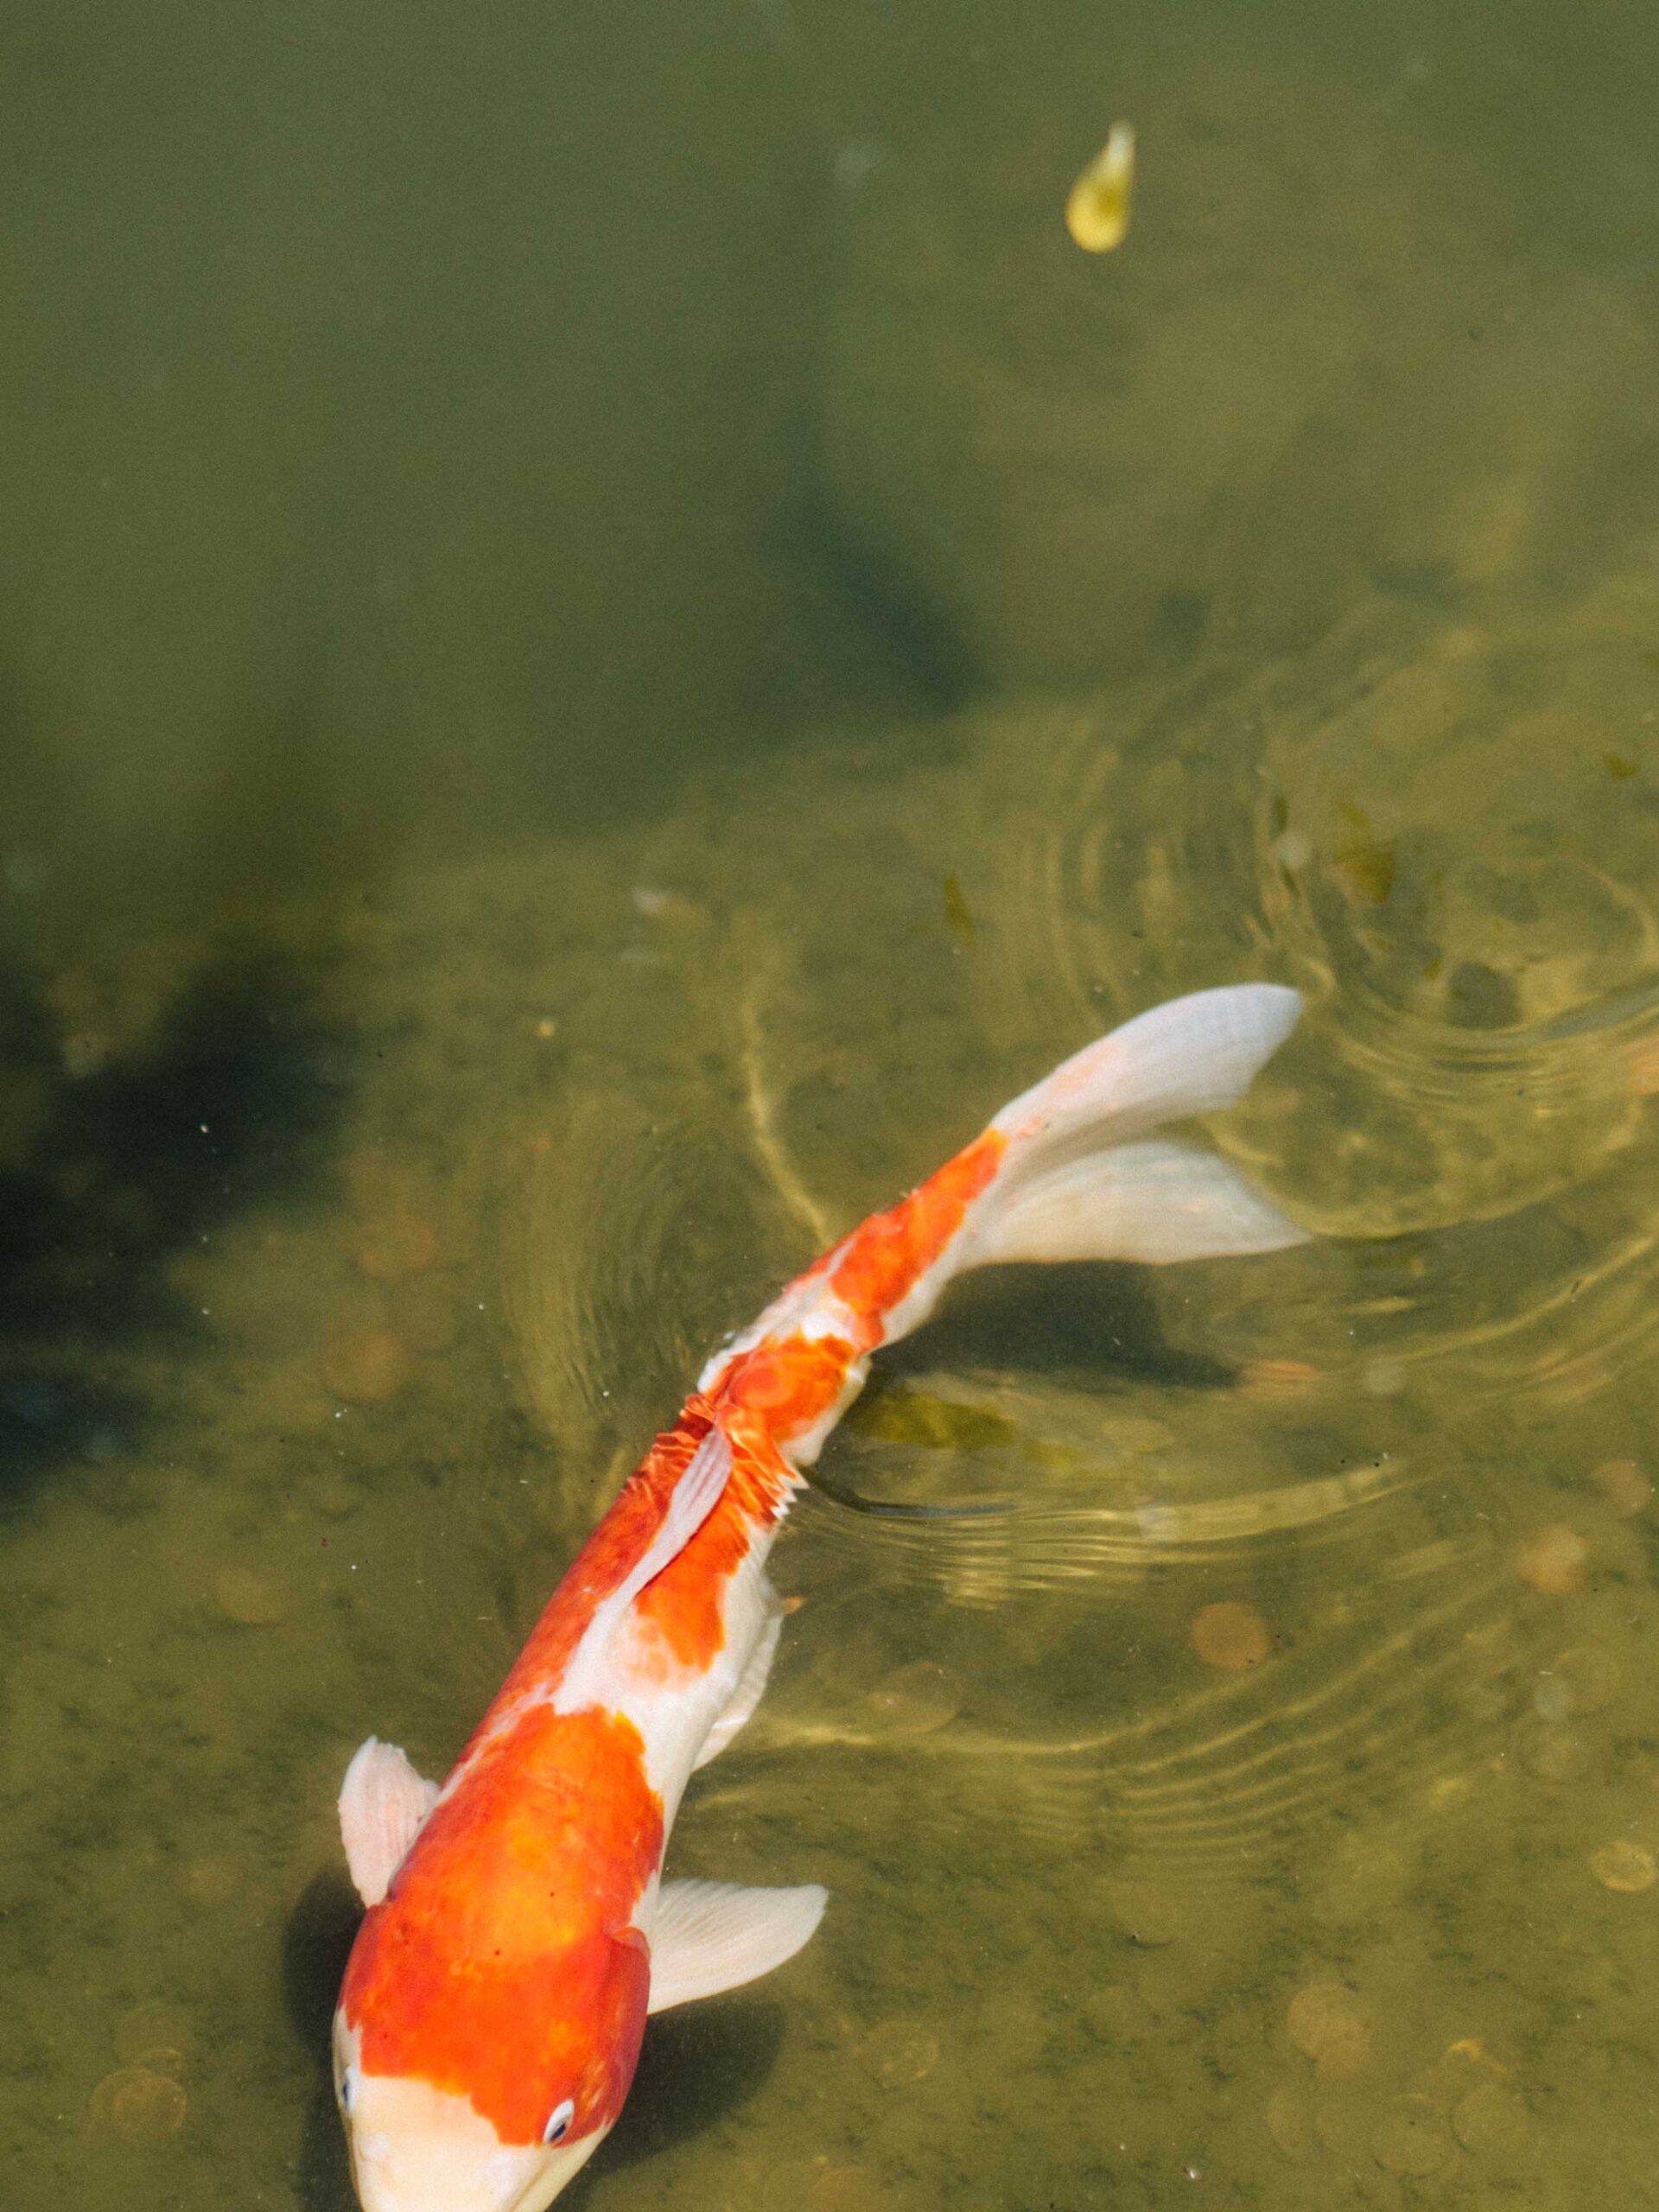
[
  {"x1": 876, "y1": 984, "x2": 1307, "y2": 1346},
  {"x1": 702, "y1": 985, "x2": 1310, "y2": 1434}
]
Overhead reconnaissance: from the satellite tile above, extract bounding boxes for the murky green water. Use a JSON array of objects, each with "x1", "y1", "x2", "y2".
[{"x1": 5, "y1": 3, "x2": 1659, "y2": 2207}]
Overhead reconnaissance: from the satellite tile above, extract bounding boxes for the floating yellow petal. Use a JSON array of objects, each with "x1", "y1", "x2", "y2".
[{"x1": 1065, "y1": 123, "x2": 1135, "y2": 252}]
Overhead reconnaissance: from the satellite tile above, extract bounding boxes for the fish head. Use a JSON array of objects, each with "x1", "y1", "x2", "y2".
[
  {"x1": 334, "y1": 1708, "x2": 664, "y2": 2212},
  {"x1": 333, "y1": 2017, "x2": 608, "y2": 2212},
  {"x1": 334, "y1": 1910, "x2": 651, "y2": 2212}
]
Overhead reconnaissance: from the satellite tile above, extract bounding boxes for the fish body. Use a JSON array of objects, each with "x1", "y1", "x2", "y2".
[{"x1": 333, "y1": 984, "x2": 1308, "y2": 2212}]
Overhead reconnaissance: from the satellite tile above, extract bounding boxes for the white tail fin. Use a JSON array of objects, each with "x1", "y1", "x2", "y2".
[
  {"x1": 878, "y1": 985, "x2": 1306, "y2": 1346},
  {"x1": 989, "y1": 984, "x2": 1304, "y2": 1157},
  {"x1": 970, "y1": 984, "x2": 1306, "y2": 1268},
  {"x1": 969, "y1": 1137, "x2": 1306, "y2": 1268},
  {"x1": 700, "y1": 984, "x2": 1309, "y2": 1426}
]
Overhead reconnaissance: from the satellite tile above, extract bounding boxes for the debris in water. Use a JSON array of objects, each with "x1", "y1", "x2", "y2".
[
  {"x1": 1452, "y1": 2081, "x2": 1530, "y2": 2158},
  {"x1": 1513, "y1": 1524, "x2": 1588, "y2": 1594},
  {"x1": 1589, "y1": 1839, "x2": 1657, "y2": 1892},
  {"x1": 90, "y1": 2067, "x2": 187, "y2": 2145},
  {"x1": 357, "y1": 1209, "x2": 437, "y2": 1282},
  {"x1": 1515, "y1": 1719, "x2": 1589, "y2": 1783},
  {"x1": 321, "y1": 1325, "x2": 413, "y2": 1404},
  {"x1": 1370, "y1": 2094, "x2": 1450, "y2": 2177},
  {"x1": 1332, "y1": 837, "x2": 1396, "y2": 904},
  {"x1": 213, "y1": 1565, "x2": 291, "y2": 1627},
  {"x1": 114, "y1": 2004, "x2": 192, "y2": 2067},
  {"x1": 864, "y1": 1660, "x2": 961, "y2": 1736},
  {"x1": 1331, "y1": 803, "x2": 1396, "y2": 903},
  {"x1": 857, "y1": 2018, "x2": 940, "y2": 2086},
  {"x1": 1191, "y1": 1600, "x2": 1273, "y2": 1671},
  {"x1": 1065, "y1": 123, "x2": 1135, "y2": 251},
  {"x1": 941, "y1": 872, "x2": 976, "y2": 945},
  {"x1": 1590, "y1": 1457, "x2": 1649, "y2": 1516},
  {"x1": 1360, "y1": 1357, "x2": 1407, "y2": 1397},
  {"x1": 631, "y1": 885, "x2": 707, "y2": 928},
  {"x1": 1236, "y1": 1357, "x2": 1321, "y2": 1402},
  {"x1": 1103, "y1": 1879, "x2": 1179, "y2": 1947},
  {"x1": 1286, "y1": 1981, "x2": 1374, "y2": 2077}
]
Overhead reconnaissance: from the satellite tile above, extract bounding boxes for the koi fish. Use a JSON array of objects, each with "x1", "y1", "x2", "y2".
[{"x1": 333, "y1": 983, "x2": 1307, "y2": 2212}]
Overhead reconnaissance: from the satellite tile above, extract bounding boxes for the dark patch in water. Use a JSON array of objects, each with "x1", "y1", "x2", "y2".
[
  {"x1": 286, "y1": 1868, "x2": 363, "y2": 2210},
  {"x1": 574, "y1": 1999, "x2": 786, "y2": 2196},
  {"x1": 772, "y1": 488, "x2": 982, "y2": 719},
  {"x1": 878, "y1": 1261, "x2": 1234, "y2": 1389},
  {"x1": 0, "y1": 947, "x2": 347, "y2": 1499}
]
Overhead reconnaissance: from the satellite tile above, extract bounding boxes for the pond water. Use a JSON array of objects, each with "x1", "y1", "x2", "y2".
[{"x1": 4, "y1": 3, "x2": 1659, "y2": 2209}]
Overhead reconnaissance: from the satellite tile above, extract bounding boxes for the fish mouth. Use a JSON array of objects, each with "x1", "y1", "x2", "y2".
[
  {"x1": 501, "y1": 2133, "x2": 607, "y2": 2212},
  {"x1": 339, "y1": 2054, "x2": 607, "y2": 2212}
]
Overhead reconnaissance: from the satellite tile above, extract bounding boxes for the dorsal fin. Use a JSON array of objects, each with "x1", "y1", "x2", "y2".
[
  {"x1": 610, "y1": 1425, "x2": 733, "y2": 1613},
  {"x1": 554, "y1": 1426, "x2": 734, "y2": 1709}
]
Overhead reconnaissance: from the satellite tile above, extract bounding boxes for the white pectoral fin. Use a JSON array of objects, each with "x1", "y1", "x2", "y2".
[
  {"x1": 971, "y1": 1139, "x2": 1309, "y2": 1267},
  {"x1": 339, "y1": 1736, "x2": 440, "y2": 1906},
  {"x1": 646, "y1": 1878, "x2": 828, "y2": 2012},
  {"x1": 693, "y1": 1608, "x2": 783, "y2": 1770}
]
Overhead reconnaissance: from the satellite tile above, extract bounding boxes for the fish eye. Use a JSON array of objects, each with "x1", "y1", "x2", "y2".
[
  {"x1": 336, "y1": 2067, "x2": 354, "y2": 2116},
  {"x1": 542, "y1": 2098, "x2": 575, "y2": 2145}
]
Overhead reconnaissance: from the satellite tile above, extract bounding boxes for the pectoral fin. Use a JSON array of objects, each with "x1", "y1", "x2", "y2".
[
  {"x1": 646, "y1": 1878, "x2": 827, "y2": 2012},
  {"x1": 339, "y1": 1736, "x2": 440, "y2": 1906}
]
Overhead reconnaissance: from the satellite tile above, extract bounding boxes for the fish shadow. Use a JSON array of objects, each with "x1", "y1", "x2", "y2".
[
  {"x1": 879, "y1": 1259, "x2": 1233, "y2": 1389},
  {"x1": 283, "y1": 1866, "x2": 364, "y2": 2209},
  {"x1": 280, "y1": 1866, "x2": 786, "y2": 2208},
  {"x1": 0, "y1": 944, "x2": 346, "y2": 1506},
  {"x1": 570, "y1": 1998, "x2": 787, "y2": 2201}
]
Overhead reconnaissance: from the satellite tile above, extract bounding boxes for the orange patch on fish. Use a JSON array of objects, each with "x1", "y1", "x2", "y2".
[
  {"x1": 343, "y1": 1703, "x2": 658, "y2": 2142},
  {"x1": 632, "y1": 1418, "x2": 797, "y2": 1668},
  {"x1": 830, "y1": 1131, "x2": 1006, "y2": 1319},
  {"x1": 720, "y1": 1337, "x2": 861, "y2": 1433},
  {"x1": 488, "y1": 1404, "x2": 780, "y2": 1693}
]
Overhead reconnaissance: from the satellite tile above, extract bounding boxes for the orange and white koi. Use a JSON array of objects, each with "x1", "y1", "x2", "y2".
[{"x1": 332, "y1": 984, "x2": 1307, "y2": 2212}]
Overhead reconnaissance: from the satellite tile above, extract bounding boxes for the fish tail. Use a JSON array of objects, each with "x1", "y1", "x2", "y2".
[
  {"x1": 704, "y1": 985, "x2": 1308, "y2": 1461},
  {"x1": 834, "y1": 983, "x2": 1310, "y2": 1355}
]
